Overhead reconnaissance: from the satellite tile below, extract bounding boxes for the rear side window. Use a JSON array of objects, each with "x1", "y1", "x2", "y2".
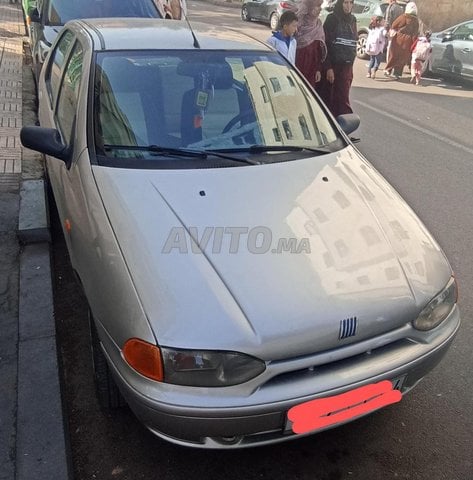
[
  {"x1": 453, "y1": 22, "x2": 473, "y2": 41},
  {"x1": 46, "y1": 29, "x2": 74, "y2": 106},
  {"x1": 46, "y1": 0, "x2": 160, "y2": 25},
  {"x1": 56, "y1": 42, "x2": 83, "y2": 145}
]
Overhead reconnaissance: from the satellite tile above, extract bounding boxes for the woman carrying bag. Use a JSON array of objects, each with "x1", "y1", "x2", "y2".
[{"x1": 383, "y1": 2, "x2": 420, "y2": 79}]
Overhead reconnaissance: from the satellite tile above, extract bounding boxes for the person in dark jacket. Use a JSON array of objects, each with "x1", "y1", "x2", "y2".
[
  {"x1": 318, "y1": 0, "x2": 357, "y2": 118},
  {"x1": 384, "y1": 0, "x2": 403, "y2": 30}
]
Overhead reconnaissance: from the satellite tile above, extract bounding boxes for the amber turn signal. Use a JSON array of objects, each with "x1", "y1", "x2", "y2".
[{"x1": 123, "y1": 338, "x2": 164, "y2": 381}]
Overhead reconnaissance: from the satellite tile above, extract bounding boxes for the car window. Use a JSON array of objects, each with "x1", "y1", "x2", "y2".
[
  {"x1": 453, "y1": 22, "x2": 473, "y2": 41},
  {"x1": 45, "y1": 29, "x2": 74, "y2": 106},
  {"x1": 56, "y1": 41, "x2": 83, "y2": 145},
  {"x1": 46, "y1": 0, "x2": 160, "y2": 26},
  {"x1": 93, "y1": 50, "x2": 340, "y2": 167}
]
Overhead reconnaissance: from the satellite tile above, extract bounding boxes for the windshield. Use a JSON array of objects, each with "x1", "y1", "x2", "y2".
[
  {"x1": 46, "y1": 0, "x2": 160, "y2": 25},
  {"x1": 93, "y1": 50, "x2": 341, "y2": 167}
]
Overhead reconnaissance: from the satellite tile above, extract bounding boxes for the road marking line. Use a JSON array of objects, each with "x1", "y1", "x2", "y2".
[{"x1": 353, "y1": 99, "x2": 473, "y2": 157}]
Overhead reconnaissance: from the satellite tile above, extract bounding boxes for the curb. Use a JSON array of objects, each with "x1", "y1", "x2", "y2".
[
  {"x1": 17, "y1": 179, "x2": 51, "y2": 244},
  {"x1": 16, "y1": 244, "x2": 70, "y2": 480},
  {"x1": 16, "y1": 178, "x2": 71, "y2": 480}
]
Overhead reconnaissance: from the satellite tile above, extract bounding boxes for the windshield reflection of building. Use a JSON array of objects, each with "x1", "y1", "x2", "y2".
[
  {"x1": 95, "y1": 64, "x2": 139, "y2": 152},
  {"x1": 244, "y1": 62, "x2": 329, "y2": 147}
]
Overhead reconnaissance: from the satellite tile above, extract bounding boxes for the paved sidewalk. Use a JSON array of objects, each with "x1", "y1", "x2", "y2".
[
  {"x1": 0, "y1": 0, "x2": 23, "y2": 175},
  {"x1": 0, "y1": 1, "x2": 70, "y2": 479}
]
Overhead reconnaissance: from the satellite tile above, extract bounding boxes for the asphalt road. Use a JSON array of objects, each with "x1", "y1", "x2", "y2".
[{"x1": 49, "y1": 3, "x2": 473, "y2": 480}]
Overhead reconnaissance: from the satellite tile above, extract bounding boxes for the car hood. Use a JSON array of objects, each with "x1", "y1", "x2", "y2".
[{"x1": 93, "y1": 147, "x2": 452, "y2": 360}]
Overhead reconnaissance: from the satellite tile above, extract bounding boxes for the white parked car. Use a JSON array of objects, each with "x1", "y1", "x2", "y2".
[{"x1": 21, "y1": 18, "x2": 460, "y2": 449}]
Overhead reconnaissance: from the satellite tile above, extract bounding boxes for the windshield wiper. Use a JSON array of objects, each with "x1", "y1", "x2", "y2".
[
  {"x1": 203, "y1": 150, "x2": 261, "y2": 165},
  {"x1": 104, "y1": 144, "x2": 207, "y2": 158},
  {"x1": 103, "y1": 144, "x2": 260, "y2": 165},
  {"x1": 248, "y1": 145, "x2": 330, "y2": 155}
]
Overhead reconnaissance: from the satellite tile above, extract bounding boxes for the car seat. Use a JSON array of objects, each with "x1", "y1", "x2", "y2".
[{"x1": 178, "y1": 61, "x2": 239, "y2": 147}]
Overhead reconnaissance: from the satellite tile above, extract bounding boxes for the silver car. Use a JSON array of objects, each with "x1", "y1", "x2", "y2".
[
  {"x1": 430, "y1": 19, "x2": 473, "y2": 84},
  {"x1": 21, "y1": 18, "x2": 460, "y2": 449},
  {"x1": 28, "y1": 0, "x2": 161, "y2": 79}
]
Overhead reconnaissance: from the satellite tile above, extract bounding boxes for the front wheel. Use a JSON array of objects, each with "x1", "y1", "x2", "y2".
[
  {"x1": 270, "y1": 12, "x2": 279, "y2": 31},
  {"x1": 88, "y1": 310, "x2": 126, "y2": 410},
  {"x1": 241, "y1": 6, "x2": 250, "y2": 21},
  {"x1": 356, "y1": 33, "x2": 369, "y2": 59}
]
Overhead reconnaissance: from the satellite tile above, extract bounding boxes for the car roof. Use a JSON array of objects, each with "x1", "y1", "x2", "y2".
[{"x1": 71, "y1": 18, "x2": 271, "y2": 52}]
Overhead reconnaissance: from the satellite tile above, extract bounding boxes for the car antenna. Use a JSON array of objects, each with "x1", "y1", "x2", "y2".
[{"x1": 184, "y1": 14, "x2": 201, "y2": 49}]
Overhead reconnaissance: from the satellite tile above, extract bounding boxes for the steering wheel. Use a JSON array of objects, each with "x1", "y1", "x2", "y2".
[{"x1": 222, "y1": 111, "x2": 255, "y2": 134}]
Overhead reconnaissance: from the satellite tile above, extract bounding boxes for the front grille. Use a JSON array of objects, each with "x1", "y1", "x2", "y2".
[
  {"x1": 263, "y1": 337, "x2": 412, "y2": 389},
  {"x1": 339, "y1": 316, "x2": 357, "y2": 339}
]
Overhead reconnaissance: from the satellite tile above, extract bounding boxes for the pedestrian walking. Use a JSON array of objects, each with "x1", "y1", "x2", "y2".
[
  {"x1": 266, "y1": 10, "x2": 298, "y2": 64},
  {"x1": 410, "y1": 30, "x2": 432, "y2": 85},
  {"x1": 384, "y1": 0, "x2": 403, "y2": 30},
  {"x1": 384, "y1": 0, "x2": 404, "y2": 74},
  {"x1": 295, "y1": 0, "x2": 327, "y2": 89},
  {"x1": 383, "y1": 1, "x2": 419, "y2": 79},
  {"x1": 365, "y1": 16, "x2": 386, "y2": 79},
  {"x1": 319, "y1": 0, "x2": 357, "y2": 118},
  {"x1": 154, "y1": 0, "x2": 187, "y2": 19}
]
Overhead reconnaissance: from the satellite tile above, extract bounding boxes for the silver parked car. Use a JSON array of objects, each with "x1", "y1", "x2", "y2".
[
  {"x1": 430, "y1": 19, "x2": 473, "y2": 84},
  {"x1": 241, "y1": 0, "x2": 300, "y2": 31},
  {"x1": 21, "y1": 18, "x2": 460, "y2": 449},
  {"x1": 28, "y1": 0, "x2": 161, "y2": 79}
]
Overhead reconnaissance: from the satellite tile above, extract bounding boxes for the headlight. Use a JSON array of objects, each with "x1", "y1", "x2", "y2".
[
  {"x1": 123, "y1": 339, "x2": 266, "y2": 387},
  {"x1": 413, "y1": 277, "x2": 457, "y2": 331},
  {"x1": 161, "y1": 347, "x2": 266, "y2": 387}
]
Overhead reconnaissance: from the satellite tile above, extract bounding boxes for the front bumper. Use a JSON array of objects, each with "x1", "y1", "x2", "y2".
[{"x1": 101, "y1": 306, "x2": 461, "y2": 448}]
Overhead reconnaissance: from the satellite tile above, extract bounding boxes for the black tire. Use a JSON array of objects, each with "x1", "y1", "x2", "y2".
[
  {"x1": 33, "y1": 58, "x2": 44, "y2": 92},
  {"x1": 270, "y1": 12, "x2": 279, "y2": 31},
  {"x1": 241, "y1": 6, "x2": 250, "y2": 21},
  {"x1": 88, "y1": 311, "x2": 126, "y2": 409},
  {"x1": 356, "y1": 32, "x2": 369, "y2": 59}
]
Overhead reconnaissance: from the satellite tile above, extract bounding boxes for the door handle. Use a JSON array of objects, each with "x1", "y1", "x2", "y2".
[{"x1": 461, "y1": 48, "x2": 471, "y2": 53}]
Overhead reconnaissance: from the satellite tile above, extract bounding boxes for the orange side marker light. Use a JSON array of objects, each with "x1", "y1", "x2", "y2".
[{"x1": 123, "y1": 338, "x2": 164, "y2": 382}]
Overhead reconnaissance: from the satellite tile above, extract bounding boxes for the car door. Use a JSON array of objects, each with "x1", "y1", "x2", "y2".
[
  {"x1": 247, "y1": 0, "x2": 269, "y2": 21},
  {"x1": 451, "y1": 21, "x2": 473, "y2": 80},
  {"x1": 39, "y1": 29, "x2": 87, "y2": 265}
]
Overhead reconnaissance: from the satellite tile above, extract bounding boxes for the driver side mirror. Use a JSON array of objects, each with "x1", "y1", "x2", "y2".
[
  {"x1": 442, "y1": 32, "x2": 453, "y2": 43},
  {"x1": 336, "y1": 113, "x2": 360, "y2": 136},
  {"x1": 20, "y1": 126, "x2": 71, "y2": 164}
]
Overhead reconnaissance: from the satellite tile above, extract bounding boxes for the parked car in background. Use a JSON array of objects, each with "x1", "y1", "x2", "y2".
[
  {"x1": 241, "y1": 0, "x2": 300, "y2": 31},
  {"x1": 29, "y1": 0, "x2": 161, "y2": 80},
  {"x1": 21, "y1": 17, "x2": 460, "y2": 449},
  {"x1": 429, "y1": 19, "x2": 473, "y2": 84},
  {"x1": 21, "y1": 0, "x2": 36, "y2": 33}
]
